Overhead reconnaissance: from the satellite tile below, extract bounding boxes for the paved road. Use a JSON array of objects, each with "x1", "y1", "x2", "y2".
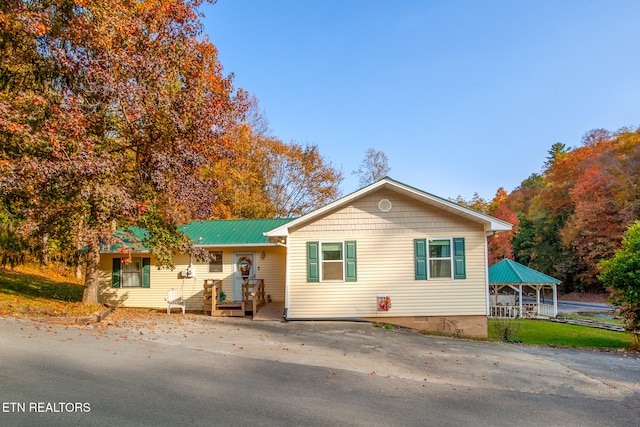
[
  {"x1": 557, "y1": 300, "x2": 614, "y2": 313},
  {"x1": 522, "y1": 297, "x2": 614, "y2": 314},
  {"x1": 0, "y1": 314, "x2": 638, "y2": 426}
]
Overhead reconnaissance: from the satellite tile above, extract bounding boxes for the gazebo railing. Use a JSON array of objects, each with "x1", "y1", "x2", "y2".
[
  {"x1": 489, "y1": 302, "x2": 556, "y2": 318},
  {"x1": 489, "y1": 305, "x2": 519, "y2": 318},
  {"x1": 537, "y1": 303, "x2": 555, "y2": 317}
]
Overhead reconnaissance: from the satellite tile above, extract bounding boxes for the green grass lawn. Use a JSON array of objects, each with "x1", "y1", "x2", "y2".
[{"x1": 488, "y1": 318, "x2": 635, "y2": 349}]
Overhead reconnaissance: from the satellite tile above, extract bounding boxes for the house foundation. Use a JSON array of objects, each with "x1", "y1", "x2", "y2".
[{"x1": 363, "y1": 315, "x2": 488, "y2": 338}]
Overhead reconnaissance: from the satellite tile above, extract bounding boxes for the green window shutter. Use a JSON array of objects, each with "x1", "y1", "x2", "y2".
[
  {"x1": 307, "y1": 242, "x2": 319, "y2": 282},
  {"x1": 453, "y1": 238, "x2": 466, "y2": 279},
  {"x1": 112, "y1": 258, "x2": 121, "y2": 288},
  {"x1": 414, "y1": 239, "x2": 427, "y2": 280},
  {"x1": 141, "y1": 257, "x2": 151, "y2": 288},
  {"x1": 345, "y1": 241, "x2": 357, "y2": 282}
]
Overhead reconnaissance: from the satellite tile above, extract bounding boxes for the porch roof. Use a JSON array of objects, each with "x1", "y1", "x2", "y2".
[
  {"x1": 182, "y1": 218, "x2": 295, "y2": 246},
  {"x1": 489, "y1": 259, "x2": 561, "y2": 285},
  {"x1": 99, "y1": 219, "x2": 296, "y2": 253}
]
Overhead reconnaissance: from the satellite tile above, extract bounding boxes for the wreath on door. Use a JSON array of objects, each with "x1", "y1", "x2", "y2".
[{"x1": 237, "y1": 257, "x2": 252, "y2": 276}]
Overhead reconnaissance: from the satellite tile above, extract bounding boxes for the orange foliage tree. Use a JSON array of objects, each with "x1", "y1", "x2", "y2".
[
  {"x1": 0, "y1": 0, "x2": 248, "y2": 303},
  {"x1": 508, "y1": 128, "x2": 640, "y2": 292}
]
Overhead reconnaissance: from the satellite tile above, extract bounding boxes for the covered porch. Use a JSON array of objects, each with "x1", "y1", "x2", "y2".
[
  {"x1": 204, "y1": 278, "x2": 284, "y2": 320},
  {"x1": 488, "y1": 259, "x2": 562, "y2": 319}
]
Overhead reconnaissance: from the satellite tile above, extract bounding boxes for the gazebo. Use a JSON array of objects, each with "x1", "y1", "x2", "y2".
[{"x1": 488, "y1": 259, "x2": 562, "y2": 319}]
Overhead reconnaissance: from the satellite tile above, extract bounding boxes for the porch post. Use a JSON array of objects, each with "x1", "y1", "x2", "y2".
[{"x1": 552, "y1": 284, "x2": 558, "y2": 317}]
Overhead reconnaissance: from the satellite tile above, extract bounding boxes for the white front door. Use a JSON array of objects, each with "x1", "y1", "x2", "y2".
[{"x1": 233, "y1": 252, "x2": 255, "y2": 301}]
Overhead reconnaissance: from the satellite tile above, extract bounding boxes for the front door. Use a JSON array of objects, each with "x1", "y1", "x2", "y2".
[{"x1": 233, "y1": 252, "x2": 255, "y2": 301}]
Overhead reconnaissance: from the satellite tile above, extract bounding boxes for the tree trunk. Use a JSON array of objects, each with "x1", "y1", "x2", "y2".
[
  {"x1": 40, "y1": 233, "x2": 49, "y2": 267},
  {"x1": 82, "y1": 238, "x2": 100, "y2": 305}
]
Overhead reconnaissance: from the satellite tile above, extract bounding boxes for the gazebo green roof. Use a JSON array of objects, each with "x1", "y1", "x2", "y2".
[{"x1": 489, "y1": 259, "x2": 561, "y2": 284}]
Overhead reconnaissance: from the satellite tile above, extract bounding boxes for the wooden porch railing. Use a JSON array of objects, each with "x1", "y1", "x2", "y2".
[{"x1": 242, "y1": 278, "x2": 266, "y2": 315}]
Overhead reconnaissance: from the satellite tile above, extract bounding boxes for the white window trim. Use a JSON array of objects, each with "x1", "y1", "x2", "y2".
[
  {"x1": 427, "y1": 238, "x2": 454, "y2": 280},
  {"x1": 320, "y1": 241, "x2": 345, "y2": 282}
]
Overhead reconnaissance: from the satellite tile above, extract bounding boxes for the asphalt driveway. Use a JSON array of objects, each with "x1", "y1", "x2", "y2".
[{"x1": 0, "y1": 312, "x2": 638, "y2": 426}]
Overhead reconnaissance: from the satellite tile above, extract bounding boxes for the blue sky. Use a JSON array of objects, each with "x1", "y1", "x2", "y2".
[{"x1": 201, "y1": 0, "x2": 640, "y2": 201}]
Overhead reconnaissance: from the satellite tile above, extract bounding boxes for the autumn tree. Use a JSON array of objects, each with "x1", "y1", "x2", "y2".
[
  {"x1": 543, "y1": 142, "x2": 570, "y2": 169},
  {"x1": 452, "y1": 193, "x2": 490, "y2": 213},
  {"x1": 0, "y1": 0, "x2": 248, "y2": 304},
  {"x1": 598, "y1": 221, "x2": 640, "y2": 344},
  {"x1": 207, "y1": 123, "x2": 276, "y2": 219},
  {"x1": 505, "y1": 129, "x2": 640, "y2": 293},
  {"x1": 352, "y1": 148, "x2": 390, "y2": 188},
  {"x1": 208, "y1": 96, "x2": 344, "y2": 219},
  {"x1": 210, "y1": 134, "x2": 344, "y2": 219},
  {"x1": 486, "y1": 188, "x2": 518, "y2": 265},
  {"x1": 264, "y1": 141, "x2": 343, "y2": 217}
]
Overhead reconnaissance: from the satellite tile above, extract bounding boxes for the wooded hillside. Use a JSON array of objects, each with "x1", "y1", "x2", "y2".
[{"x1": 468, "y1": 127, "x2": 640, "y2": 293}]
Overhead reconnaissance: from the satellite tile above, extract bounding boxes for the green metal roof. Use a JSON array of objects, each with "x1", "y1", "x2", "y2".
[
  {"x1": 489, "y1": 259, "x2": 561, "y2": 284},
  {"x1": 97, "y1": 227, "x2": 150, "y2": 253},
  {"x1": 180, "y1": 218, "x2": 295, "y2": 246}
]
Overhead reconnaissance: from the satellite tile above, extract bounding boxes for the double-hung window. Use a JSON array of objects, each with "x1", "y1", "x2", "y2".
[
  {"x1": 429, "y1": 239, "x2": 452, "y2": 279},
  {"x1": 414, "y1": 238, "x2": 465, "y2": 280},
  {"x1": 112, "y1": 257, "x2": 151, "y2": 288},
  {"x1": 307, "y1": 241, "x2": 357, "y2": 282},
  {"x1": 321, "y1": 242, "x2": 344, "y2": 281},
  {"x1": 208, "y1": 251, "x2": 223, "y2": 273}
]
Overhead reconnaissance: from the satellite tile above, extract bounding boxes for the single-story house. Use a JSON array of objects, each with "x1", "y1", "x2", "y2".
[{"x1": 98, "y1": 177, "x2": 512, "y2": 337}]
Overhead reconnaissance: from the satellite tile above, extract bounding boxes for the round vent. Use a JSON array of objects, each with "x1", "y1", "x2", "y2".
[{"x1": 378, "y1": 199, "x2": 392, "y2": 212}]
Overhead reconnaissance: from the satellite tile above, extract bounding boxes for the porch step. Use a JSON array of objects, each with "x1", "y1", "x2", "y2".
[{"x1": 212, "y1": 302, "x2": 245, "y2": 317}]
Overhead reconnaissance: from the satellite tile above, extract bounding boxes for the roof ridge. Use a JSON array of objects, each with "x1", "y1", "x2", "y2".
[{"x1": 505, "y1": 259, "x2": 526, "y2": 283}]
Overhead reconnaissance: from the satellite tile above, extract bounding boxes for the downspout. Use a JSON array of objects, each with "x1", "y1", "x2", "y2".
[
  {"x1": 284, "y1": 240, "x2": 290, "y2": 320},
  {"x1": 484, "y1": 232, "x2": 490, "y2": 317}
]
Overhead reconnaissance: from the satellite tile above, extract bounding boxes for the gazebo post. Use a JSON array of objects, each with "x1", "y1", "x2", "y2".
[
  {"x1": 519, "y1": 284, "x2": 523, "y2": 318},
  {"x1": 552, "y1": 284, "x2": 557, "y2": 317}
]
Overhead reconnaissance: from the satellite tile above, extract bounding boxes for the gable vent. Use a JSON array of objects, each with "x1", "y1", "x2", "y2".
[{"x1": 378, "y1": 199, "x2": 392, "y2": 212}]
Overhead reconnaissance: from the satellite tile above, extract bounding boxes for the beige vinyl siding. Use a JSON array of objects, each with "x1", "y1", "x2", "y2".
[
  {"x1": 287, "y1": 189, "x2": 489, "y2": 319},
  {"x1": 99, "y1": 246, "x2": 286, "y2": 309}
]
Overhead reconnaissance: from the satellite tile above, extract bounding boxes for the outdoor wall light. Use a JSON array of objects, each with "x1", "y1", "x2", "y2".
[{"x1": 261, "y1": 251, "x2": 266, "y2": 259}]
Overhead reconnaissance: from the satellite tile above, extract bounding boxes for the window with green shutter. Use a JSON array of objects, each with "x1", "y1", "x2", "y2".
[
  {"x1": 307, "y1": 242, "x2": 319, "y2": 282},
  {"x1": 345, "y1": 241, "x2": 357, "y2": 282},
  {"x1": 112, "y1": 258, "x2": 121, "y2": 288},
  {"x1": 414, "y1": 239, "x2": 427, "y2": 280},
  {"x1": 414, "y1": 238, "x2": 465, "y2": 280},
  {"x1": 453, "y1": 238, "x2": 466, "y2": 279},
  {"x1": 112, "y1": 257, "x2": 151, "y2": 288},
  {"x1": 142, "y1": 257, "x2": 151, "y2": 288},
  {"x1": 307, "y1": 241, "x2": 357, "y2": 283}
]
